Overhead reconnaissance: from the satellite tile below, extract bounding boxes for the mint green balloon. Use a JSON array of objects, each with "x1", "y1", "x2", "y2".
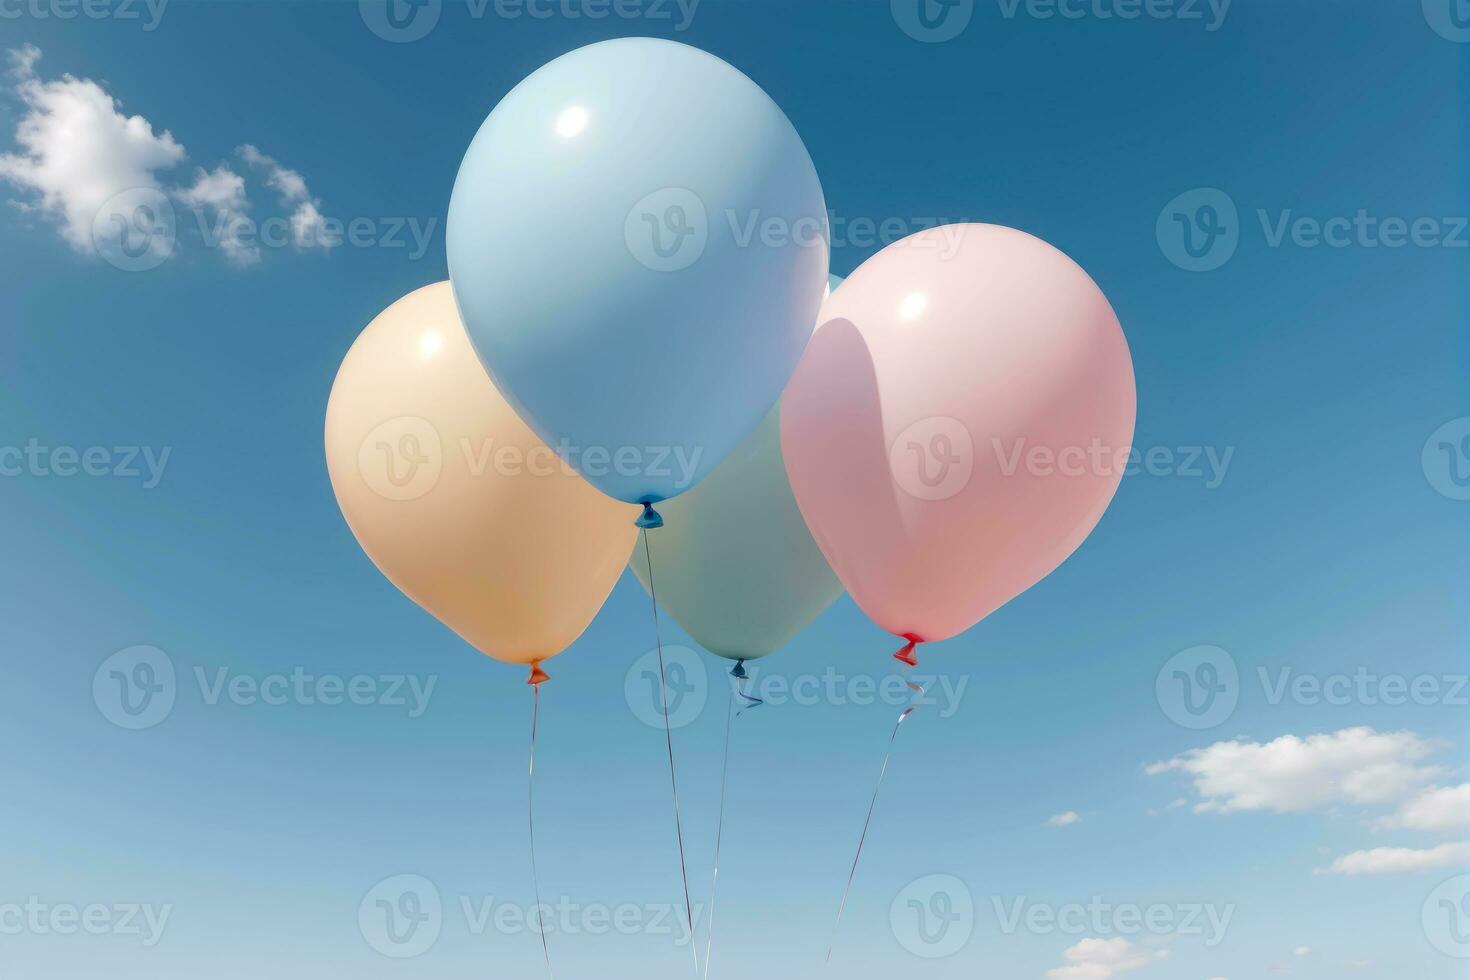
[{"x1": 631, "y1": 399, "x2": 843, "y2": 662}]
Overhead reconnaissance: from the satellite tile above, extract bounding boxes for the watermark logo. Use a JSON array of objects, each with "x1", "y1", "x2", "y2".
[
  {"x1": 94, "y1": 648, "x2": 438, "y2": 728},
  {"x1": 1161, "y1": 189, "x2": 1469, "y2": 270},
  {"x1": 992, "y1": 895, "x2": 1233, "y2": 944},
  {"x1": 891, "y1": 874, "x2": 974, "y2": 958},
  {"x1": 360, "y1": 874, "x2": 443, "y2": 957},
  {"x1": 625, "y1": 188, "x2": 708, "y2": 273},
  {"x1": 361, "y1": 0, "x2": 698, "y2": 40},
  {"x1": 358, "y1": 878, "x2": 702, "y2": 949},
  {"x1": 621, "y1": 663, "x2": 970, "y2": 726},
  {"x1": 1157, "y1": 188, "x2": 1238, "y2": 272},
  {"x1": 1424, "y1": 0, "x2": 1470, "y2": 42},
  {"x1": 1423, "y1": 417, "x2": 1470, "y2": 501},
  {"x1": 0, "y1": 440, "x2": 171, "y2": 488},
  {"x1": 890, "y1": 417, "x2": 974, "y2": 501},
  {"x1": 0, "y1": 898, "x2": 172, "y2": 945},
  {"x1": 93, "y1": 646, "x2": 176, "y2": 731},
  {"x1": 1156, "y1": 649, "x2": 1463, "y2": 728},
  {"x1": 1423, "y1": 874, "x2": 1470, "y2": 958},
  {"x1": 0, "y1": 0, "x2": 169, "y2": 31},
  {"x1": 624, "y1": 645, "x2": 708, "y2": 730},
  {"x1": 993, "y1": 438, "x2": 1235, "y2": 489},
  {"x1": 892, "y1": 0, "x2": 974, "y2": 42},
  {"x1": 359, "y1": 0, "x2": 442, "y2": 41},
  {"x1": 995, "y1": 0, "x2": 1230, "y2": 30},
  {"x1": 1156, "y1": 645, "x2": 1238, "y2": 729},
  {"x1": 92, "y1": 187, "x2": 176, "y2": 273},
  {"x1": 358, "y1": 416, "x2": 443, "y2": 501}
]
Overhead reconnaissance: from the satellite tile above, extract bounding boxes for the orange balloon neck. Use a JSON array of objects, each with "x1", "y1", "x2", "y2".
[{"x1": 527, "y1": 662, "x2": 550, "y2": 686}]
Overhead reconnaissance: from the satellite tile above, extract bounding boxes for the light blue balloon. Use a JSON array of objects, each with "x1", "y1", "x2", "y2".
[{"x1": 447, "y1": 38, "x2": 829, "y2": 508}]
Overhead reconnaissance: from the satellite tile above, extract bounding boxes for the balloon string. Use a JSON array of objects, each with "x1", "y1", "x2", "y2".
[
  {"x1": 641, "y1": 528, "x2": 700, "y2": 977},
  {"x1": 825, "y1": 667, "x2": 929, "y2": 966},
  {"x1": 528, "y1": 683, "x2": 554, "y2": 980},
  {"x1": 702, "y1": 663, "x2": 762, "y2": 980},
  {"x1": 702, "y1": 674, "x2": 735, "y2": 980}
]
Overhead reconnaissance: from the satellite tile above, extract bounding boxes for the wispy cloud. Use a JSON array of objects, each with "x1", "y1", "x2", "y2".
[
  {"x1": 0, "y1": 44, "x2": 184, "y2": 253},
  {"x1": 1377, "y1": 782, "x2": 1470, "y2": 834},
  {"x1": 0, "y1": 45, "x2": 326, "y2": 267},
  {"x1": 1045, "y1": 938, "x2": 1166, "y2": 980},
  {"x1": 1318, "y1": 841, "x2": 1470, "y2": 876},
  {"x1": 175, "y1": 163, "x2": 256, "y2": 265},
  {"x1": 1146, "y1": 728, "x2": 1444, "y2": 814},
  {"x1": 1047, "y1": 811, "x2": 1082, "y2": 827},
  {"x1": 237, "y1": 143, "x2": 329, "y2": 249}
]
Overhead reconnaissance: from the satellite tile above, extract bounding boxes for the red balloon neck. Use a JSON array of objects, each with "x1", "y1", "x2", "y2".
[{"x1": 892, "y1": 634, "x2": 923, "y2": 667}]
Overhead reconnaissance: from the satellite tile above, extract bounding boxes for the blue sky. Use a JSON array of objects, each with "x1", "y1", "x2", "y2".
[{"x1": 0, "y1": 1, "x2": 1466, "y2": 978}]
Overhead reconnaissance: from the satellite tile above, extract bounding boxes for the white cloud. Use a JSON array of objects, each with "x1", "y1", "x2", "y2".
[
  {"x1": 175, "y1": 163, "x2": 257, "y2": 265},
  {"x1": 289, "y1": 198, "x2": 330, "y2": 249},
  {"x1": 1048, "y1": 811, "x2": 1082, "y2": 827},
  {"x1": 1146, "y1": 728, "x2": 1444, "y2": 815},
  {"x1": 1319, "y1": 841, "x2": 1470, "y2": 876},
  {"x1": 1045, "y1": 938, "x2": 1166, "y2": 980},
  {"x1": 1293, "y1": 946, "x2": 1312, "y2": 956},
  {"x1": 237, "y1": 143, "x2": 329, "y2": 249},
  {"x1": 0, "y1": 44, "x2": 184, "y2": 253},
  {"x1": 1, "y1": 46, "x2": 327, "y2": 266},
  {"x1": 1379, "y1": 783, "x2": 1470, "y2": 834}
]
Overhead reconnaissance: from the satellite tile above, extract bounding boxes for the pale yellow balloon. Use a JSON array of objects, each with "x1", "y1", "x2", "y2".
[{"x1": 325, "y1": 282, "x2": 638, "y2": 675}]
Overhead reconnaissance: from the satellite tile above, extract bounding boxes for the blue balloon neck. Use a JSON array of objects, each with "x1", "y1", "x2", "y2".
[
  {"x1": 730, "y1": 659, "x2": 748, "y2": 679},
  {"x1": 635, "y1": 501, "x2": 664, "y2": 529}
]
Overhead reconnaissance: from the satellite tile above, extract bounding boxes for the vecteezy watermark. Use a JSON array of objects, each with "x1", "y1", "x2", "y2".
[
  {"x1": 892, "y1": 877, "x2": 1234, "y2": 949},
  {"x1": 359, "y1": 875, "x2": 442, "y2": 958},
  {"x1": 624, "y1": 645, "x2": 709, "y2": 730},
  {"x1": 892, "y1": 0, "x2": 974, "y2": 42},
  {"x1": 622, "y1": 193, "x2": 965, "y2": 274},
  {"x1": 0, "y1": 898, "x2": 172, "y2": 946},
  {"x1": 892, "y1": 0, "x2": 1229, "y2": 42},
  {"x1": 93, "y1": 646, "x2": 177, "y2": 731},
  {"x1": 356, "y1": 417, "x2": 705, "y2": 502},
  {"x1": 996, "y1": 0, "x2": 1229, "y2": 30},
  {"x1": 0, "y1": 440, "x2": 171, "y2": 488},
  {"x1": 1156, "y1": 645, "x2": 1469, "y2": 730},
  {"x1": 0, "y1": 0, "x2": 167, "y2": 30},
  {"x1": 1155, "y1": 645, "x2": 1238, "y2": 730},
  {"x1": 992, "y1": 438, "x2": 1234, "y2": 490},
  {"x1": 358, "y1": 0, "x2": 699, "y2": 43},
  {"x1": 89, "y1": 188, "x2": 437, "y2": 272},
  {"x1": 990, "y1": 895, "x2": 1234, "y2": 945},
  {"x1": 891, "y1": 417, "x2": 975, "y2": 501},
  {"x1": 1423, "y1": 417, "x2": 1470, "y2": 501},
  {"x1": 1423, "y1": 0, "x2": 1470, "y2": 43},
  {"x1": 357, "y1": 873, "x2": 704, "y2": 958},
  {"x1": 1423, "y1": 874, "x2": 1470, "y2": 958},
  {"x1": 93, "y1": 646, "x2": 438, "y2": 730},
  {"x1": 1158, "y1": 187, "x2": 1470, "y2": 271},
  {"x1": 622, "y1": 648, "x2": 970, "y2": 730},
  {"x1": 888, "y1": 421, "x2": 1235, "y2": 502},
  {"x1": 891, "y1": 874, "x2": 975, "y2": 958},
  {"x1": 92, "y1": 187, "x2": 177, "y2": 272},
  {"x1": 185, "y1": 208, "x2": 437, "y2": 266}
]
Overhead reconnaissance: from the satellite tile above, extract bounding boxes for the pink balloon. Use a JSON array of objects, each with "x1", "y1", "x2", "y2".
[{"x1": 780, "y1": 224, "x2": 1136, "y2": 656}]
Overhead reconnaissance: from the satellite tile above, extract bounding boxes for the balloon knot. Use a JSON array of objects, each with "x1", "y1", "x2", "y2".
[
  {"x1": 892, "y1": 634, "x2": 923, "y2": 667},
  {"x1": 527, "y1": 662, "x2": 550, "y2": 686},
  {"x1": 635, "y1": 501, "x2": 664, "y2": 529},
  {"x1": 730, "y1": 659, "x2": 748, "y2": 679}
]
